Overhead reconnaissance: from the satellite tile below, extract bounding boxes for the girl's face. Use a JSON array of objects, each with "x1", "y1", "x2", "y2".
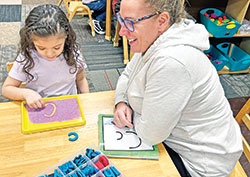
[{"x1": 32, "y1": 33, "x2": 66, "y2": 60}]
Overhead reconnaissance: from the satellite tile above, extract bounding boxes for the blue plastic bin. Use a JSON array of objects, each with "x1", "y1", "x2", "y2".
[
  {"x1": 204, "y1": 44, "x2": 228, "y2": 71},
  {"x1": 216, "y1": 42, "x2": 250, "y2": 71},
  {"x1": 200, "y1": 8, "x2": 241, "y2": 38}
]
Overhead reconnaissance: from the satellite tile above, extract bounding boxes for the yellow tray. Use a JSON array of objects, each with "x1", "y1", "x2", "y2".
[{"x1": 21, "y1": 95, "x2": 86, "y2": 134}]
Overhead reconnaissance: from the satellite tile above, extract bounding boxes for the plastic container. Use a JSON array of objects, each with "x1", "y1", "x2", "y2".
[
  {"x1": 200, "y1": 8, "x2": 241, "y2": 38},
  {"x1": 35, "y1": 145, "x2": 125, "y2": 177},
  {"x1": 204, "y1": 44, "x2": 229, "y2": 71},
  {"x1": 216, "y1": 42, "x2": 250, "y2": 71}
]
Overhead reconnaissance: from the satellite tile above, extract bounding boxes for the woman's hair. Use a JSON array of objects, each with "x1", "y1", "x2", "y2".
[
  {"x1": 145, "y1": 0, "x2": 185, "y2": 25},
  {"x1": 17, "y1": 4, "x2": 81, "y2": 81}
]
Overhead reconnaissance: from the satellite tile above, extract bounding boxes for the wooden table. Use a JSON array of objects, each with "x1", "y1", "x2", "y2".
[{"x1": 0, "y1": 91, "x2": 180, "y2": 177}]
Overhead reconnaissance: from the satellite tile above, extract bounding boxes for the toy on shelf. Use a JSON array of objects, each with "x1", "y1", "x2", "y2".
[
  {"x1": 206, "y1": 53, "x2": 220, "y2": 62},
  {"x1": 200, "y1": 8, "x2": 241, "y2": 38},
  {"x1": 36, "y1": 145, "x2": 124, "y2": 177},
  {"x1": 204, "y1": 45, "x2": 228, "y2": 71},
  {"x1": 203, "y1": 13, "x2": 233, "y2": 27},
  {"x1": 216, "y1": 42, "x2": 250, "y2": 71}
]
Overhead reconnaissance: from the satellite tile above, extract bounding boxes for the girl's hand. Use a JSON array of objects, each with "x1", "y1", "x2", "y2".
[
  {"x1": 114, "y1": 102, "x2": 133, "y2": 128},
  {"x1": 23, "y1": 89, "x2": 45, "y2": 109}
]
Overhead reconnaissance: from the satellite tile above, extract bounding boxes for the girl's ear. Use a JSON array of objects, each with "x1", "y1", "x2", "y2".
[{"x1": 158, "y1": 12, "x2": 171, "y2": 33}]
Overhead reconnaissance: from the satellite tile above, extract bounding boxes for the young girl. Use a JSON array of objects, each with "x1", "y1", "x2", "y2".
[{"x1": 1, "y1": 4, "x2": 89, "y2": 109}]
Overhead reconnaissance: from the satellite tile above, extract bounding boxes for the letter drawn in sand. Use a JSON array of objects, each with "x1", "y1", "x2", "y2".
[{"x1": 44, "y1": 103, "x2": 56, "y2": 117}]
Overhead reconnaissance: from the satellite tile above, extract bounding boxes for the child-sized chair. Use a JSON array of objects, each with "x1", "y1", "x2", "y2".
[
  {"x1": 59, "y1": 0, "x2": 95, "y2": 37},
  {"x1": 229, "y1": 98, "x2": 250, "y2": 177},
  {"x1": 6, "y1": 62, "x2": 26, "y2": 88},
  {"x1": 57, "y1": 0, "x2": 63, "y2": 6},
  {"x1": 6, "y1": 62, "x2": 14, "y2": 73}
]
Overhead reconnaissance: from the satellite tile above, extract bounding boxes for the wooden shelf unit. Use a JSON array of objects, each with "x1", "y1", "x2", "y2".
[
  {"x1": 186, "y1": 0, "x2": 250, "y2": 39},
  {"x1": 187, "y1": 0, "x2": 250, "y2": 74},
  {"x1": 218, "y1": 66, "x2": 250, "y2": 74}
]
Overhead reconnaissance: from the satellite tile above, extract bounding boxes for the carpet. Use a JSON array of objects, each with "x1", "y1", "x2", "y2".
[
  {"x1": 219, "y1": 73, "x2": 250, "y2": 99},
  {"x1": 81, "y1": 40, "x2": 125, "y2": 92}
]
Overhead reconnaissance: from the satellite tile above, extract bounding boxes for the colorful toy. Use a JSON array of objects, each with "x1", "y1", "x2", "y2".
[
  {"x1": 216, "y1": 42, "x2": 250, "y2": 71},
  {"x1": 206, "y1": 52, "x2": 223, "y2": 65},
  {"x1": 73, "y1": 155, "x2": 88, "y2": 167},
  {"x1": 206, "y1": 53, "x2": 217, "y2": 60},
  {"x1": 204, "y1": 45, "x2": 229, "y2": 71},
  {"x1": 203, "y1": 12, "x2": 235, "y2": 27},
  {"x1": 200, "y1": 8, "x2": 241, "y2": 38},
  {"x1": 86, "y1": 148, "x2": 101, "y2": 159},
  {"x1": 68, "y1": 132, "x2": 79, "y2": 141},
  {"x1": 36, "y1": 146, "x2": 124, "y2": 177}
]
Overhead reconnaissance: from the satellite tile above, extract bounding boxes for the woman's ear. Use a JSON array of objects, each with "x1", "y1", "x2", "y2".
[{"x1": 158, "y1": 12, "x2": 170, "y2": 32}]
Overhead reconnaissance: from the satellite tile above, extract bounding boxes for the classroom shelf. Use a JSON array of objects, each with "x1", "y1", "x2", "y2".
[
  {"x1": 218, "y1": 66, "x2": 250, "y2": 74},
  {"x1": 188, "y1": 0, "x2": 250, "y2": 74},
  {"x1": 209, "y1": 33, "x2": 250, "y2": 37}
]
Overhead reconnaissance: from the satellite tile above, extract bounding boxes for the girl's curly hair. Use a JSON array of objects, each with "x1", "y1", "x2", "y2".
[{"x1": 17, "y1": 4, "x2": 81, "y2": 81}]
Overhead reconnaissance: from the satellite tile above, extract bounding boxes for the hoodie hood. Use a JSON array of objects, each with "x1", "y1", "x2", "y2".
[{"x1": 143, "y1": 19, "x2": 210, "y2": 60}]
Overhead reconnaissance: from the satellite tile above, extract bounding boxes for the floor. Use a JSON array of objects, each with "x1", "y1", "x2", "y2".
[{"x1": 0, "y1": 0, "x2": 250, "y2": 176}]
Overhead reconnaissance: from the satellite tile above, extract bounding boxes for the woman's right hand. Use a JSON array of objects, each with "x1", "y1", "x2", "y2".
[
  {"x1": 23, "y1": 89, "x2": 45, "y2": 109},
  {"x1": 114, "y1": 102, "x2": 133, "y2": 128}
]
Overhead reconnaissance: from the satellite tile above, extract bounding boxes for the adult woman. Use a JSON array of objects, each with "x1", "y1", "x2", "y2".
[{"x1": 113, "y1": 0, "x2": 242, "y2": 176}]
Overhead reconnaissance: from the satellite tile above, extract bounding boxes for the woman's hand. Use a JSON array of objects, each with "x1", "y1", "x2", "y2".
[
  {"x1": 23, "y1": 89, "x2": 45, "y2": 109},
  {"x1": 114, "y1": 102, "x2": 133, "y2": 128}
]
